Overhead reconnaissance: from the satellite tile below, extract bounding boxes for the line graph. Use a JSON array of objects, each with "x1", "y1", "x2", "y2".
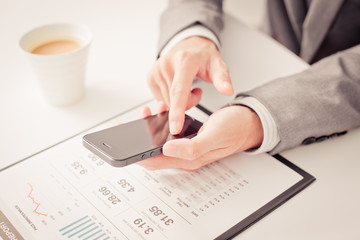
[{"x1": 26, "y1": 182, "x2": 47, "y2": 216}]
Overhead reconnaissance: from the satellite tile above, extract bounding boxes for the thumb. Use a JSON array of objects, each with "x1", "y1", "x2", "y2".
[{"x1": 209, "y1": 56, "x2": 233, "y2": 96}]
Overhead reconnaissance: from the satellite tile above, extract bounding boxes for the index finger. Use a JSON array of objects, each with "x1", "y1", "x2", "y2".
[{"x1": 169, "y1": 57, "x2": 198, "y2": 134}]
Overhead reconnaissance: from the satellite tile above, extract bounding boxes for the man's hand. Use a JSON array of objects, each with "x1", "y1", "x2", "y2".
[
  {"x1": 138, "y1": 105, "x2": 264, "y2": 171},
  {"x1": 147, "y1": 36, "x2": 234, "y2": 135}
]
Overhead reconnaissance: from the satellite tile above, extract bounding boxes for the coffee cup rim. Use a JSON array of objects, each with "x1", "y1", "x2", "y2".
[{"x1": 19, "y1": 22, "x2": 92, "y2": 57}]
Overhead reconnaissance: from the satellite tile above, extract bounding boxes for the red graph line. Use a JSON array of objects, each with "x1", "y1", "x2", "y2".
[{"x1": 26, "y1": 182, "x2": 47, "y2": 216}]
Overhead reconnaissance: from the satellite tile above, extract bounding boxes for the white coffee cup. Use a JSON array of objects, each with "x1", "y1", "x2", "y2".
[{"x1": 19, "y1": 23, "x2": 92, "y2": 106}]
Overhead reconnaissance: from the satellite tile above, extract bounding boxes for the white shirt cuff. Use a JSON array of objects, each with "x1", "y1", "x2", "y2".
[
  {"x1": 233, "y1": 97, "x2": 280, "y2": 154},
  {"x1": 160, "y1": 24, "x2": 221, "y2": 56}
]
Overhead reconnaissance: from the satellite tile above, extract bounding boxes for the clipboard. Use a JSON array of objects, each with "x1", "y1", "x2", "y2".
[
  {"x1": 194, "y1": 104, "x2": 316, "y2": 239},
  {"x1": 216, "y1": 154, "x2": 315, "y2": 239},
  {"x1": 0, "y1": 104, "x2": 315, "y2": 240}
]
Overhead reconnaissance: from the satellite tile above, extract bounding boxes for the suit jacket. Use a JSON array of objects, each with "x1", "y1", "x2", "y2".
[{"x1": 158, "y1": 0, "x2": 360, "y2": 154}]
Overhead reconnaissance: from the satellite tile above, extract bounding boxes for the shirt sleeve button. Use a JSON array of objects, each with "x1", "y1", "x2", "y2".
[{"x1": 302, "y1": 137, "x2": 316, "y2": 145}]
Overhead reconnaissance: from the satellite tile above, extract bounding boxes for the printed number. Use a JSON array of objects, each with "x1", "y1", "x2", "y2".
[
  {"x1": 134, "y1": 218, "x2": 154, "y2": 235},
  {"x1": 149, "y1": 206, "x2": 174, "y2": 226}
]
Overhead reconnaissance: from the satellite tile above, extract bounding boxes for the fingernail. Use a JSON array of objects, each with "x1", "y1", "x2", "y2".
[
  {"x1": 222, "y1": 81, "x2": 231, "y2": 90},
  {"x1": 170, "y1": 121, "x2": 180, "y2": 134},
  {"x1": 163, "y1": 142, "x2": 180, "y2": 158}
]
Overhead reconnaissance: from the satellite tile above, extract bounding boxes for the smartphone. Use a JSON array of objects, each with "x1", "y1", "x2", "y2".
[{"x1": 82, "y1": 111, "x2": 203, "y2": 167}]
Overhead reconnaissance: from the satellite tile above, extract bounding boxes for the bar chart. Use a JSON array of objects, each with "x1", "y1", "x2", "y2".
[{"x1": 59, "y1": 215, "x2": 109, "y2": 240}]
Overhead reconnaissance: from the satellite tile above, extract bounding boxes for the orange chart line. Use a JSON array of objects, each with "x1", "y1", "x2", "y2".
[{"x1": 26, "y1": 182, "x2": 48, "y2": 216}]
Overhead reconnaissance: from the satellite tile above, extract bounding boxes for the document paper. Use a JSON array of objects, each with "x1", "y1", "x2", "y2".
[{"x1": 0, "y1": 118, "x2": 302, "y2": 240}]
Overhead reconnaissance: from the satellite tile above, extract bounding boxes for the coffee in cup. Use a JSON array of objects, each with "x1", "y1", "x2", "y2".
[
  {"x1": 31, "y1": 39, "x2": 81, "y2": 55},
  {"x1": 19, "y1": 23, "x2": 92, "y2": 106}
]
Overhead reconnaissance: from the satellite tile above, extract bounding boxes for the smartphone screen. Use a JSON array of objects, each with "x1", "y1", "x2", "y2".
[{"x1": 83, "y1": 111, "x2": 203, "y2": 167}]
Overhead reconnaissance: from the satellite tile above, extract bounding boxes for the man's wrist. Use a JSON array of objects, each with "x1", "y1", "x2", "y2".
[{"x1": 229, "y1": 97, "x2": 280, "y2": 154}]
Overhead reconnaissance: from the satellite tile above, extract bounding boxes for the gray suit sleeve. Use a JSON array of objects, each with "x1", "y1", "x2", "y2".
[
  {"x1": 158, "y1": 0, "x2": 224, "y2": 53},
  {"x1": 233, "y1": 44, "x2": 360, "y2": 154}
]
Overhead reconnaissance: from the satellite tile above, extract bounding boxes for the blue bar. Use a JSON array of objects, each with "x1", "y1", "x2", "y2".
[
  {"x1": 79, "y1": 226, "x2": 99, "y2": 238},
  {"x1": 68, "y1": 222, "x2": 95, "y2": 238},
  {"x1": 62, "y1": 218, "x2": 92, "y2": 236},
  {"x1": 59, "y1": 216, "x2": 89, "y2": 232},
  {"x1": 93, "y1": 233, "x2": 106, "y2": 240},
  {"x1": 83, "y1": 229, "x2": 102, "y2": 240}
]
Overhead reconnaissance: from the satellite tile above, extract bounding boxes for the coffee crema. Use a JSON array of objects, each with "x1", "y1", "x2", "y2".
[{"x1": 31, "y1": 39, "x2": 80, "y2": 55}]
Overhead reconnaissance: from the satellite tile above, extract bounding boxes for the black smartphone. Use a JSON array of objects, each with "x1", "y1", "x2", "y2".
[{"x1": 82, "y1": 111, "x2": 203, "y2": 167}]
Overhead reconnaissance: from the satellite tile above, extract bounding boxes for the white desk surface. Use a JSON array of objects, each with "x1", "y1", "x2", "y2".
[
  {"x1": 1, "y1": 1, "x2": 359, "y2": 239},
  {"x1": 0, "y1": 0, "x2": 166, "y2": 169}
]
